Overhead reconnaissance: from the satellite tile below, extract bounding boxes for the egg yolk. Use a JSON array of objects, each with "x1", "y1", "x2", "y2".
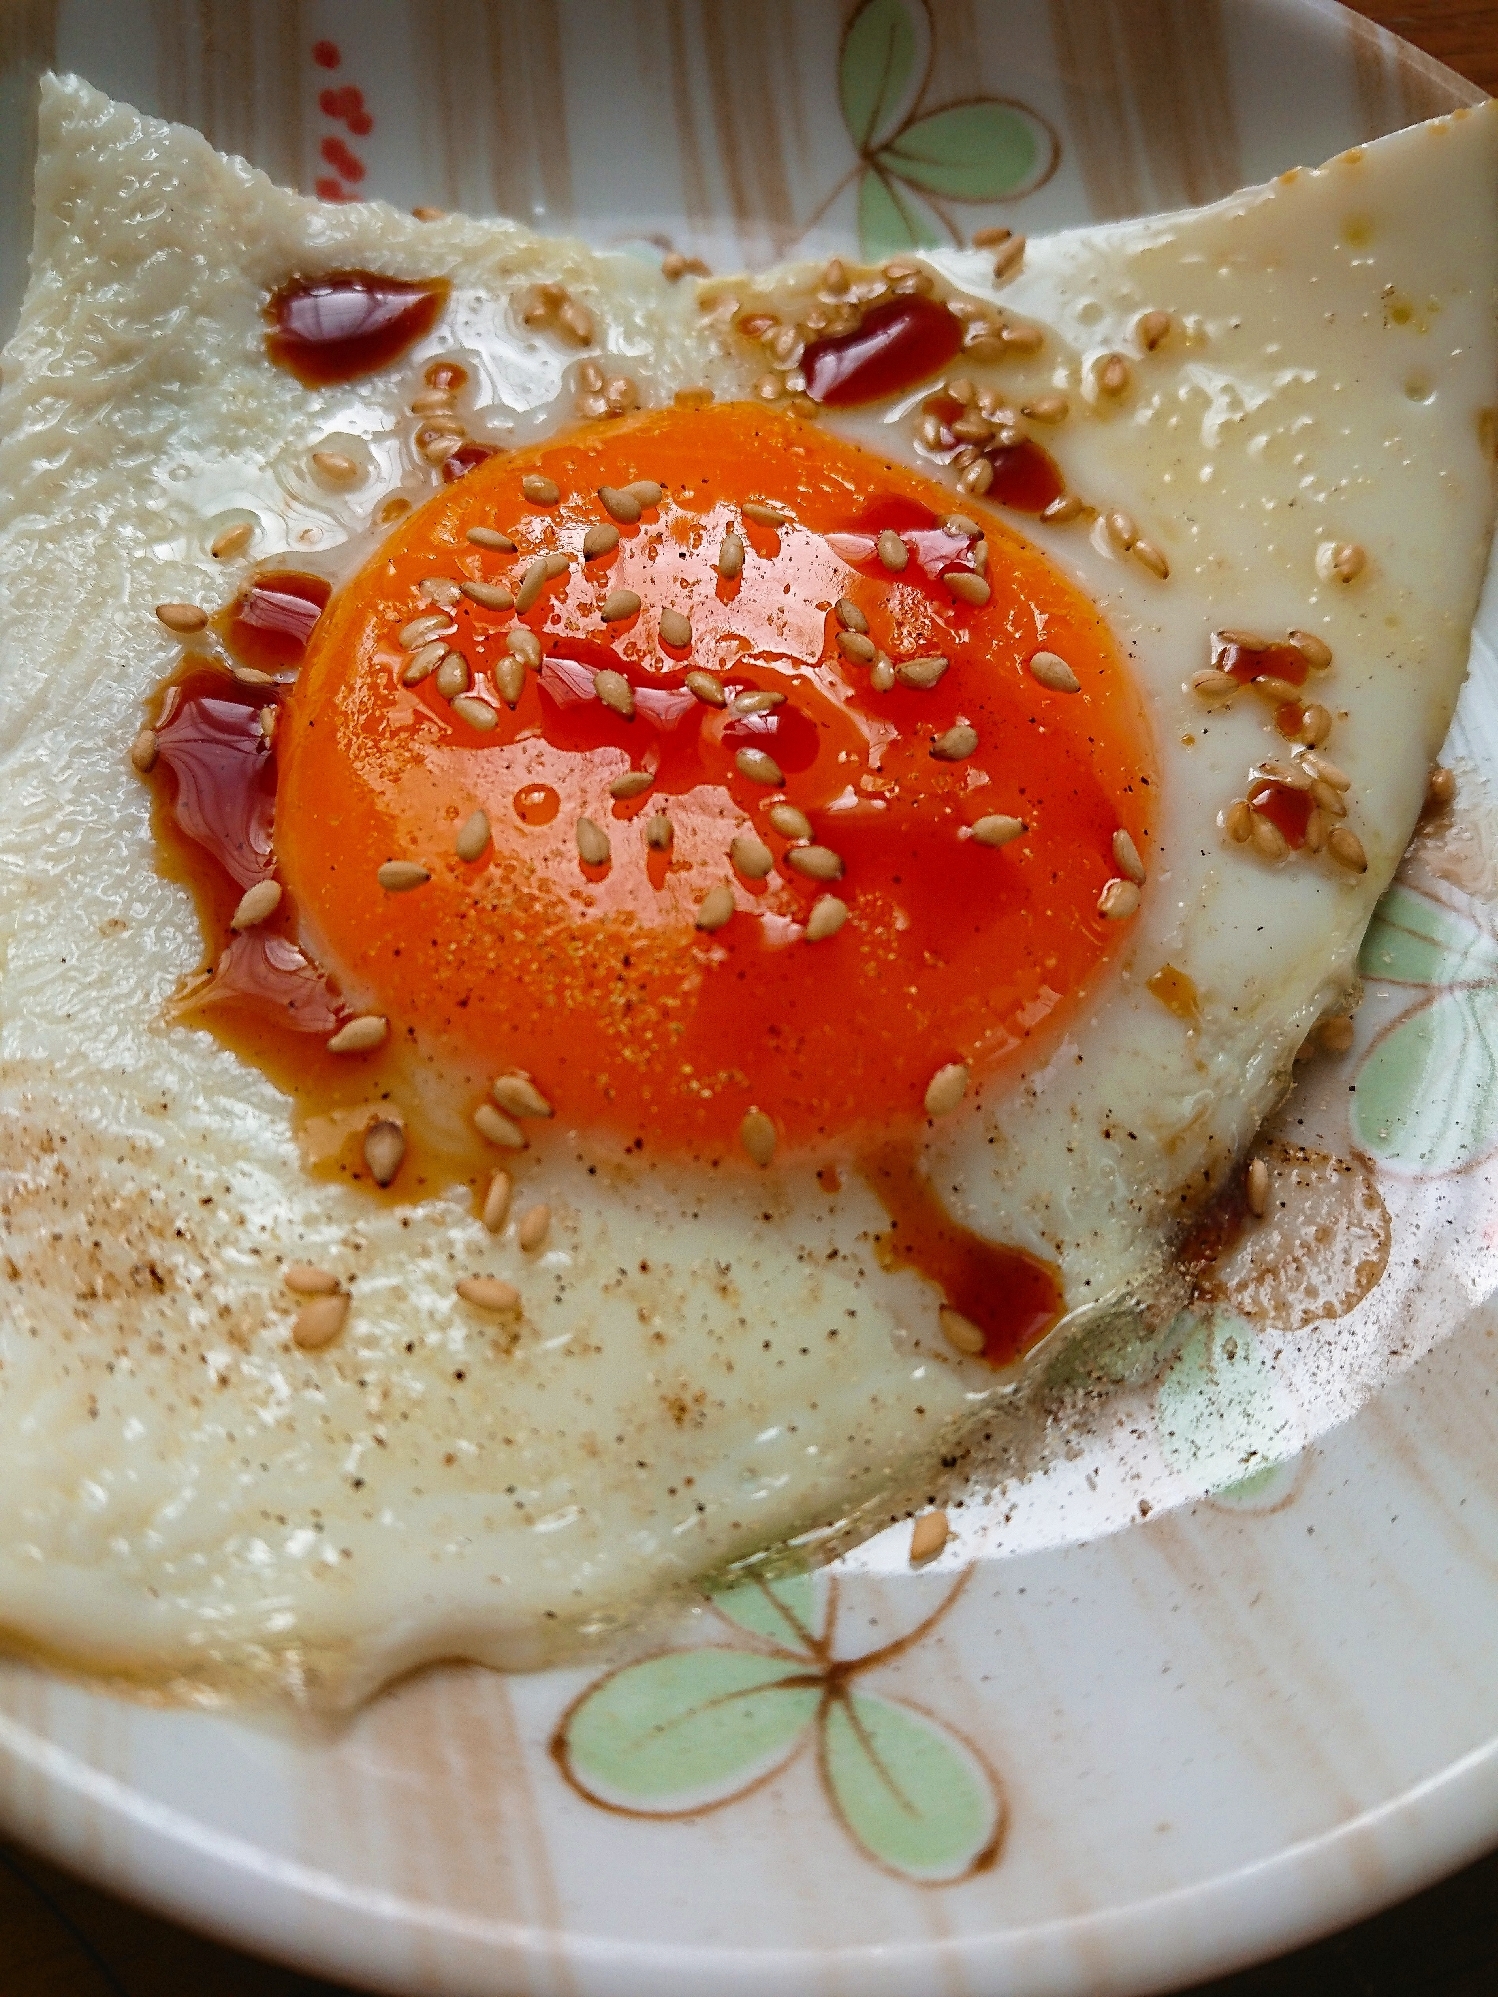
[{"x1": 275, "y1": 403, "x2": 1155, "y2": 1159}]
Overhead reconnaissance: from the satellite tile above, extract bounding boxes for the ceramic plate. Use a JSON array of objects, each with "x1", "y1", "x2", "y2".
[{"x1": 0, "y1": 3, "x2": 1495, "y2": 1992}]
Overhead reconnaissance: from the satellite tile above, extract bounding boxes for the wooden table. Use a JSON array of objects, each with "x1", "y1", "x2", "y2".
[{"x1": 4, "y1": 2, "x2": 1495, "y2": 1991}]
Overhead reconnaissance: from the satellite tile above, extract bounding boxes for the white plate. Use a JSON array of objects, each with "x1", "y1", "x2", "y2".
[{"x1": 0, "y1": 3, "x2": 1495, "y2": 1992}]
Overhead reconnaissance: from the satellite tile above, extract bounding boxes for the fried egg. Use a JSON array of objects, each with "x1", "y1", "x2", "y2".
[{"x1": 0, "y1": 75, "x2": 1492, "y2": 1706}]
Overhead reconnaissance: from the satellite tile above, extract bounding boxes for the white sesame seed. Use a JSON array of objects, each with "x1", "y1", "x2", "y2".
[
  {"x1": 363, "y1": 1117, "x2": 406, "y2": 1187},
  {"x1": 399, "y1": 640, "x2": 444, "y2": 686},
  {"x1": 1302, "y1": 751, "x2": 1351, "y2": 791},
  {"x1": 835, "y1": 597, "x2": 868, "y2": 634},
  {"x1": 1097, "y1": 353, "x2": 1131, "y2": 397},
  {"x1": 1041, "y1": 494, "x2": 1084, "y2": 523},
  {"x1": 495, "y1": 654, "x2": 527, "y2": 707},
  {"x1": 312, "y1": 448, "x2": 363, "y2": 483},
  {"x1": 1245, "y1": 1156, "x2": 1272, "y2": 1218},
  {"x1": 1250, "y1": 813, "x2": 1290, "y2": 861},
  {"x1": 518, "y1": 1203, "x2": 552, "y2": 1252},
  {"x1": 735, "y1": 747, "x2": 783, "y2": 785},
  {"x1": 456, "y1": 809, "x2": 491, "y2": 860},
  {"x1": 731, "y1": 832, "x2": 775, "y2": 879},
  {"x1": 1105, "y1": 510, "x2": 1138, "y2": 552},
  {"x1": 599, "y1": 485, "x2": 642, "y2": 524},
  {"x1": 558, "y1": 301, "x2": 595, "y2": 345},
  {"x1": 514, "y1": 558, "x2": 549, "y2": 614},
  {"x1": 1317, "y1": 540, "x2": 1366, "y2": 584},
  {"x1": 909, "y1": 1510, "x2": 949, "y2": 1564},
  {"x1": 804, "y1": 894, "x2": 848, "y2": 942},
  {"x1": 467, "y1": 526, "x2": 516, "y2": 551},
  {"x1": 924, "y1": 1061, "x2": 969, "y2": 1117},
  {"x1": 327, "y1": 1014, "x2": 388, "y2": 1055},
  {"x1": 1304, "y1": 807, "x2": 1328, "y2": 853},
  {"x1": 130, "y1": 727, "x2": 158, "y2": 773},
  {"x1": 1137, "y1": 309, "x2": 1172, "y2": 351},
  {"x1": 876, "y1": 528, "x2": 909, "y2": 572},
  {"x1": 401, "y1": 612, "x2": 453, "y2": 649},
  {"x1": 493, "y1": 1072, "x2": 553, "y2": 1119},
  {"x1": 628, "y1": 480, "x2": 663, "y2": 508},
  {"x1": 507, "y1": 627, "x2": 542, "y2": 669},
  {"x1": 474, "y1": 1102, "x2": 526, "y2": 1148},
  {"x1": 600, "y1": 589, "x2": 641, "y2": 624},
  {"x1": 1222, "y1": 799, "x2": 1252, "y2": 843},
  {"x1": 685, "y1": 670, "x2": 726, "y2": 707},
  {"x1": 895, "y1": 655, "x2": 948, "y2": 690},
  {"x1": 991, "y1": 235, "x2": 1026, "y2": 281},
  {"x1": 231, "y1": 665, "x2": 276, "y2": 689},
  {"x1": 938, "y1": 1305, "x2": 985, "y2": 1356},
  {"x1": 719, "y1": 531, "x2": 746, "y2": 580},
  {"x1": 522, "y1": 474, "x2": 560, "y2": 506},
  {"x1": 767, "y1": 802, "x2": 812, "y2": 840},
  {"x1": 610, "y1": 769, "x2": 654, "y2": 799},
  {"x1": 970, "y1": 814, "x2": 1026, "y2": 847},
  {"x1": 743, "y1": 502, "x2": 787, "y2": 528},
  {"x1": 931, "y1": 723, "x2": 979, "y2": 763},
  {"x1": 945, "y1": 571, "x2": 991, "y2": 607},
  {"x1": 1097, "y1": 877, "x2": 1141, "y2": 918},
  {"x1": 1132, "y1": 537, "x2": 1170, "y2": 579},
  {"x1": 870, "y1": 656, "x2": 895, "y2": 691},
  {"x1": 739, "y1": 1107, "x2": 777, "y2": 1167},
  {"x1": 943, "y1": 513, "x2": 981, "y2": 539},
  {"x1": 156, "y1": 602, "x2": 209, "y2": 634},
  {"x1": 645, "y1": 814, "x2": 674, "y2": 850},
  {"x1": 452, "y1": 695, "x2": 499, "y2": 732},
  {"x1": 1029, "y1": 650, "x2": 1080, "y2": 693},
  {"x1": 435, "y1": 651, "x2": 472, "y2": 699},
  {"x1": 482, "y1": 1169, "x2": 513, "y2": 1232},
  {"x1": 293, "y1": 1293, "x2": 349, "y2": 1350},
  {"x1": 730, "y1": 689, "x2": 785, "y2": 717},
  {"x1": 231, "y1": 878, "x2": 283, "y2": 930},
  {"x1": 959, "y1": 458, "x2": 995, "y2": 495},
  {"x1": 787, "y1": 844, "x2": 843, "y2": 881},
  {"x1": 1112, "y1": 830, "x2": 1146, "y2": 884},
  {"x1": 696, "y1": 883, "x2": 735, "y2": 931},
  {"x1": 1327, "y1": 826, "x2": 1368, "y2": 872},
  {"x1": 457, "y1": 1275, "x2": 521, "y2": 1313},
  {"x1": 659, "y1": 607, "x2": 692, "y2": 648},
  {"x1": 583, "y1": 523, "x2": 621, "y2": 561},
  {"x1": 593, "y1": 667, "x2": 635, "y2": 717},
  {"x1": 460, "y1": 580, "x2": 515, "y2": 611},
  {"x1": 1191, "y1": 669, "x2": 1238, "y2": 701},
  {"x1": 377, "y1": 860, "x2": 430, "y2": 892},
  {"x1": 285, "y1": 1264, "x2": 340, "y2": 1297},
  {"x1": 1425, "y1": 765, "x2": 1457, "y2": 814},
  {"x1": 1022, "y1": 393, "x2": 1069, "y2": 423},
  {"x1": 211, "y1": 521, "x2": 254, "y2": 559},
  {"x1": 576, "y1": 816, "x2": 611, "y2": 866},
  {"x1": 1289, "y1": 628, "x2": 1333, "y2": 671},
  {"x1": 259, "y1": 706, "x2": 277, "y2": 740},
  {"x1": 837, "y1": 630, "x2": 876, "y2": 664}
]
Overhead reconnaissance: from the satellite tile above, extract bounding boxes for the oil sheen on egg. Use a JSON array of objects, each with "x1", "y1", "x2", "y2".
[{"x1": 0, "y1": 74, "x2": 1492, "y2": 1706}]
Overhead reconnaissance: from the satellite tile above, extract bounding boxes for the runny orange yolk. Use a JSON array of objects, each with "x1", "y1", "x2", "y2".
[{"x1": 276, "y1": 403, "x2": 1156, "y2": 1160}]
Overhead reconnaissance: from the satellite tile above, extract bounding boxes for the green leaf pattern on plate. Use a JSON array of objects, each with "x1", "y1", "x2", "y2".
[
  {"x1": 553, "y1": 1571, "x2": 1004, "y2": 1882},
  {"x1": 1354, "y1": 884, "x2": 1498, "y2": 1176},
  {"x1": 839, "y1": 0, "x2": 1058, "y2": 258},
  {"x1": 1155, "y1": 1312, "x2": 1303, "y2": 1511}
]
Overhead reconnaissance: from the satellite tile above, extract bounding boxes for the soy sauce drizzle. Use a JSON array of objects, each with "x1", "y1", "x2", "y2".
[{"x1": 266, "y1": 271, "x2": 451, "y2": 387}]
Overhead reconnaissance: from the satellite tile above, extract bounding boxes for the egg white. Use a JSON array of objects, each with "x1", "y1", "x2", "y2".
[{"x1": 0, "y1": 76, "x2": 1491, "y2": 1706}]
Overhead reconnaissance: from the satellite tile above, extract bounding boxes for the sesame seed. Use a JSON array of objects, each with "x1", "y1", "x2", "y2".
[
  {"x1": 673, "y1": 385, "x2": 714, "y2": 408},
  {"x1": 737, "y1": 1107, "x2": 776, "y2": 1167},
  {"x1": 400, "y1": 612, "x2": 452, "y2": 649},
  {"x1": 1319, "y1": 1014, "x2": 1356, "y2": 1054},
  {"x1": 293, "y1": 1293, "x2": 349, "y2": 1350},
  {"x1": 837, "y1": 630, "x2": 875, "y2": 664},
  {"x1": 312, "y1": 448, "x2": 362, "y2": 483},
  {"x1": 583, "y1": 523, "x2": 621, "y2": 562},
  {"x1": 685, "y1": 669, "x2": 726, "y2": 707},
  {"x1": 211, "y1": 521, "x2": 254, "y2": 559},
  {"x1": 924, "y1": 1061, "x2": 969, "y2": 1117},
  {"x1": 231, "y1": 665, "x2": 276, "y2": 689},
  {"x1": 1137, "y1": 309, "x2": 1172, "y2": 350},
  {"x1": 377, "y1": 860, "x2": 430, "y2": 892},
  {"x1": 1318, "y1": 540, "x2": 1366, "y2": 584},
  {"x1": 415, "y1": 426, "x2": 464, "y2": 468},
  {"x1": 1310, "y1": 779, "x2": 1347, "y2": 818},
  {"x1": 743, "y1": 502, "x2": 787, "y2": 528},
  {"x1": 1327, "y1": 826, "x2": 1367, "y2": 872},
  {"x1": 876, "y1": 528, "x2": 908, "y2": 572},
  {"x1": 719, "y1": 531, "x2": 746, "y2": 580},
  {"x1": 435, "y1": 651, "x2": 472, "y2": 698},
  {"x1": 731, "y1": 832, "x2": 775, "y2": 878},
  {"x1": 950, "y1": 414, "x2": 995, "y2": 447},
  {"x1": 1296, "y1": 704, "x2": 1333, "y2": 747},
  {"x1": 558, "y1": 301, "x2": 595, "y2": 345},
  {"x1": 514, "y1": 558, "x2": 549, "y2": 614},
  {"x1": 598, "y1": 484, "x2": 642, "y2": 524},
  {"x1": 1246, "y1": 1156, "x2": 1270, "y2": 1218},
  {"x1": 410, "y1": 387, "x2": 457, "y2": 414},
  {"x1": 493, "y1": 1072, "x2": 554, "y2": 1118},
  {"x1": 834, "y1": 599, "x2": 868, "y2": 637},
  {"x1": 482, "y1": 1170, "x2": 513, "y2": 1232},
  {"x1": 804, "y1": 894, "x2": 847, "y2": 942},
  {"x1": 1304, "y1": 807, "x2": 1327, "y2": 853},
  {"x1": 767, "y1": 802, "x2": 812, "y2": 840},
  {"x1": 1112, "y1": 829, "x2": 1146, "y2": 884},
  {"x1": 735, "y1": 746, "x2": 783, "y2": 785},
  {"x1": 822, "y1": 257, "x2": 849, "y2": 292},
  {"x1": 659, "y1": 607, "x2": 692, "y2": 648},
  {"x1": 1097, "y1": 877, "x2": 1141, "y2": 918},
  {"x1": 909, "y1": 1510, "x2": 949, "y2": 1564},
  {"x1": 576, "y1": 816, "x2": 611, "y2": 866},
  {"x1": 604, "y1": 376, "x2": 638, "y2": 416},
  {"x1": 1288, "y1": 629, "x2": 1333, "y2": 670},
  {"x1": 1022, "y1": 393, "x2": 1069, "y2": 423},
  {"x1": 260, "y1": 706, "x2": 277, "y2": 740},
  {"x1": 787, "y1": 843, "x2": 843, "y2": 881},
  {"x1": 507, "y1": 627, "x2": 542, "y2": 668},
  {"x1": 600, "y1": 589, "x2": 641, "y2": 625},
  {"x1": 457, "y1": 1276, "x2": 521, "y2": 1313},
  {"x1": 895, "y1": 655, "x2": 949, "y2": 691},
  {"x1": 1301, "y1": 751, "x2": 1351, "y2": 791},
  {"x1": 869, "y1": 656, "x2": 895, "y2": 692},
  {"x1": 456, "y1": 809, "x2": 491, "y2": 860},
  {"x1": 943, "y1": 513, "x2": 981, "y2": 538},
  {"x1": 1041, "y1": 494, "x2": 1083, "y2": 522},
  {"x1": 593, "y1": 668, "x2": 635, "y2": 717},
  {"x1": 1105, "y1": 510, "x2": 1138, "y2": 552},
  {"x1": 518, "y1": 1204, "x2": 551, "y2": 1251},
  {"x1": 610, "y1": 769, "x2": 654, "y2": 799},
  {"x1": 945, "y1": 571, "x2": 990, "y2": 607},
  {"x1": 1191, "y1": 669, "x2": 1238, "y2": 701},
  {"x1": 932, "y1": 723, "x2": 980, "y2": 763},
  {"x1": 754, "y1": 373, "x2": 782, "y2": 402},
  {"x1": 399, "y1": 640, "x2": 444, "y2": 686},
  {"x1": 327, "y1": 1014, "x2": 389, "y2": 1055},
  {"x1": 1132, "y1": 537, "x2": 1170, "y2": 579},
  {"x1": 130, "y1": 727, "x2": 158, "y2": 773},
  {"x1": 363, "y1": 1117, "x2": 405, "y2": 1187},
  {"x1": 971, "y1": 814, "x2": 1025, "y2": 847},
  {"x1": 938, "y1": 1305, "x2": 985, "y2": 1356},
  {"x1": 495, "y1": 655, "x2": 526, "y2": 707},
  {"x1": 1097, "y1": 353, "x2": 1131, "y2": 397},
  {"x1": 991, "y1": 235, "x2": 1026, "y2": 281},
  {"x1": 451, "y1": 696, "x2": 498, "y2": 736},
  {"x1": 1424, "y1": 765, "x2": 1457, "y2": 814},
  {"x1": 467, "y1": 527, "x2": 516, "y2": 553},
  {"x1": 645, "y1": 814, "x2": 674, "y2": 850},
  {"x1": 474, "y1": 1102, "x2": 526, "y2": 1148},
  {"x1": 1250, "y1": 813, "x2": 1290, "y2": 861},
  {"x1": 460, "y1": 580, "x2": 515, "y2": 612},
  {"x1": 726, "y1": 692, "x2": 787, "y2": 727},
  {"x1": 285, "y1": 1264, "x2": 340, "y2": 1297},
  {"x1": 1257, "y1": 757, "x2": 1312, "y2": 789},
  {"x1": 628, "y1": 480, "x2": 663, "y2": 508},
  {"x1": 959, "y1": 458, "x2": 994, "y2": 495},
  {"x1": 1222, "y1": 799, "x2": 1252, "y2": 843},
  {"x1": 1029, "y1": 650, "x2": 1080, "y2": 693},
  {"x1": 412, "y1": 205, "x2": 446, "y2": 221},
  {"x1": 156, "y1": 602, "x2": 208, "y2": 634},
  {"x1": 696, "y1": 883, "x2": 735, "y2": 931},
  {"x1": 231, "y1": 878, "x2": 283, "y2": 930},
  {"x1": 522, "y1": 474, "x2": 560, "y2": 506}
]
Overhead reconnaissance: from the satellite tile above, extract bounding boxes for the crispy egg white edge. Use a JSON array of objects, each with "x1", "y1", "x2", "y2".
[{"x1": 0, "y1": 77, "x2": 1489, "y2": 1701}]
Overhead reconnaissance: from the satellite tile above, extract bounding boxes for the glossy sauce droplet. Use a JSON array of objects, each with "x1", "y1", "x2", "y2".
[
  {"x1": 1212, "y1": 635, "x2": 1309, "y2": 688},
  {"x1": 443, "y1": 442, "x2": 499, "y2": 483},
  {"x1": 1249, "y1": 779, "x2": 1314, "y2": 848},
  {"x1": 802, "y1": 297, "x2": 964, "y2": 407},
  {"x1": 514, "y1": 783, "x2": 561, "y2": 826},
  {"x1": 224, "y1": 571, "x2": 331, "y2": 673},
  {"x1": 984, "y1": 437, "x2": 1065, "y2": 514},
  {"x1": 265, "y1": 272, "x2": 451, "y2": 387}
]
